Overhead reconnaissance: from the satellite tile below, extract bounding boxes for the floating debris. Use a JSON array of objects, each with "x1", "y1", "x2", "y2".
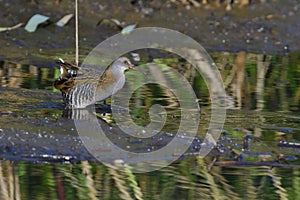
[
  {"x1": 97, "y1": 18, "x2": 123, "y2": 29},
  {"x1": 130, "y1": 52, "x2": 141, "y2": 61},
  {"x1": 25, "y1": 14, "x2": 50, "y2": 32},
  {"x1": 121, "y1": 24, "x2": 137, "y2": 35},
  {"x1": 278, "y1": 140, "x2": 300, "y2": 148},
  {"x1": 0, "y1": 23, "x2": 23, "y2": 32},
  {"x1": 56, "y1": 14, "x2": 74, "y2": 27}
]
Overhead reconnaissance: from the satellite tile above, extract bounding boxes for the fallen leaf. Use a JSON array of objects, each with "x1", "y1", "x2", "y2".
[
  {"x1": 130, "y1": 52, "x2": 140, "y2": 61},
  {"x1": 24, "y1": 14, "x2": 50, "y2": 32},
  {"x1": 56, "y1": 14, "x2": 74, "y2": 27},
  {"x1": 121, "y1": 24, "x2": 136, "y2": 35},
  {"x1": 110, "y1": 19, "x2": 122, "y2": 27},
  {"x1": 96, "y1": 18, "x2": 122, "y2": 29},
  {"x1": 0, "y1": 23, "x2": 23, "y2": 32}
]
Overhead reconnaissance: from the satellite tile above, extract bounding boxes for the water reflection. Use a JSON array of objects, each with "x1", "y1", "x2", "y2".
[
  {"x1": 210, "y1": 51, "x2": 300, "y2": 112},
  {"x1": 0, "y1": 60, "x2": 57, "y2": 90},
  {"x1": 1, "y1": 159, "x2": 299, "y2": 200},
  {"x1": 0, "y1": 51, "x2": 299, "y2": 161},
  {"x1": 0, "y1": 51, "x2": 299, "y2": 199},
  {"x1": 1, "y1": 51, "x2": 299, "y2": 111}
]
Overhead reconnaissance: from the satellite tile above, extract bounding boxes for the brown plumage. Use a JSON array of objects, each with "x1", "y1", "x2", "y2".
[{"x1": 53, "y1": 57, "x2": 134, "y2": 108}]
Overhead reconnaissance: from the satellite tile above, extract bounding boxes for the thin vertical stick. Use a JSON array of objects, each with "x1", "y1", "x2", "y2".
[{"x1": 75, "y1": 0, "x2": 79, "y2": 66}]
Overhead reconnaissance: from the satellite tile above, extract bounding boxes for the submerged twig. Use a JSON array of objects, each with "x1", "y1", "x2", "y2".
[{"x1": 0, "y1": 23, "x2": 23, "y2": 32}]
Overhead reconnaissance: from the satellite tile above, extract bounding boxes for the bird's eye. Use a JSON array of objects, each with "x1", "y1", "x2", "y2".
[{"x1": 123, "y1": 60, "x2": 128, "y2": 65}]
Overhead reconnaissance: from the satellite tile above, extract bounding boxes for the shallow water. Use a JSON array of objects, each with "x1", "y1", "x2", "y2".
[
  {"x1": 1, "y1": 0, "x2": 300, "y2": 198},
  {"x1": 0, "y1": 50, "x2": 299, "y2": 199},
  {"x1": 1, "y1": 160, "x2": 300, "y2": 200}
]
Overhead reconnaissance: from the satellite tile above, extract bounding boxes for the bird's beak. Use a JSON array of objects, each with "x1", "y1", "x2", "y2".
[{"x1": 128, "y1": 64, "x2": 135, "y2": 69}]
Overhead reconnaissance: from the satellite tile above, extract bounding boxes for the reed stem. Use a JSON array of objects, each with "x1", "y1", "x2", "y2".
[{"x1": 75, "y1": 0, "x2": 79, "y2": 66}]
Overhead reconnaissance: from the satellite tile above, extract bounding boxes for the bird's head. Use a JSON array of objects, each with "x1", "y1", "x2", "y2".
[{"x1": 112, "y1": 57, "x2": 134, "y2": 73}]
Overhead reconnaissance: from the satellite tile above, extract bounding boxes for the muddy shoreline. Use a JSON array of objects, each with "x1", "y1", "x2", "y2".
[{"x1": 0, "y1": 0, "x2": 299, "y2": 65}]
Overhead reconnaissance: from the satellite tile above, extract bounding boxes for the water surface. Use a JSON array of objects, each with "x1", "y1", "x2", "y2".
[{"x1": 0, "y1": 50, "x2": 299, "y2": 199}]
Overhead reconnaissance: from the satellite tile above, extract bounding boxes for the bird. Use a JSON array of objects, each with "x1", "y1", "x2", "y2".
[{"x1": 53, "y1": 57, "x2": 134, "y2": 108}]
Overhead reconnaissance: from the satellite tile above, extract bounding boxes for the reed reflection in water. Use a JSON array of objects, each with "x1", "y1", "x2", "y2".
[
  {"x1": 0, "y1": 60, "x2": 58, "y2": 91},
  {"x1": 1, "y1": 51, "x2": 298, "y2": 112},
  {"x1": 0, "y1": 50, "x2": 299, "y2": 199},
  {"x1": 1, "y1": 159, "x2": 299, "y2": 200}
]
